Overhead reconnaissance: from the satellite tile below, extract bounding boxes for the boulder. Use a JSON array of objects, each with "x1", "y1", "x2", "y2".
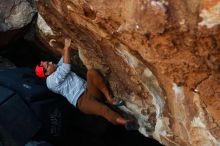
[
  {"x1": 0, "y1": 0, "x2": 36, "y2": 47},
  {"x1": 35, "y1": 0, "x2": 220, "y2": 145}
]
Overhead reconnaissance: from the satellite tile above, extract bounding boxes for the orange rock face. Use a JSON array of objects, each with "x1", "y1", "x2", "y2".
[{"x1": 35, "y1": 0, "x2": 220, "y2": 145}]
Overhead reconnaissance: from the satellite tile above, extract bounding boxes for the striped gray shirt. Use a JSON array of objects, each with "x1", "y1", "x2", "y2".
[{"x1": 46, "y1": 57, "x2": 87, "y2": 106}]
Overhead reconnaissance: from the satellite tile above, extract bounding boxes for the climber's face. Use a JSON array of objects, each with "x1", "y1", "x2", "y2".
[{"x1": 41, "y1": 61, "x2": 57, "y2": 76}]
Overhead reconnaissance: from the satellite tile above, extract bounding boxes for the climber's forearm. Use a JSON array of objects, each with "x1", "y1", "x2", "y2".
[{"x1": 63, "y1": 38, "x2": 71, "y2": 64}]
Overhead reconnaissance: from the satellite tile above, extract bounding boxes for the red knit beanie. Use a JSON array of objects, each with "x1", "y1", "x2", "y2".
[{"x1": 35, "y1": 62, "x2": 45, "y2": 78}]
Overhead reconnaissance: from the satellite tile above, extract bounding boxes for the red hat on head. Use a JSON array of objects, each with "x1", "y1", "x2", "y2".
[{"x1": 35, "y1": 64, "x2": 45, "y2": 78}]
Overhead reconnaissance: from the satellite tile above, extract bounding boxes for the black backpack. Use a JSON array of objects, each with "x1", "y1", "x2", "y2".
[
  {"x1": 0, "y1": 67, "x2": 50, "y2": 102},
  {"x1": 0, "y1": 67, "x2": 76, "y2": 146},
  {"x1": 0, "y1": 84, "x2": 41, "y2": 146}
]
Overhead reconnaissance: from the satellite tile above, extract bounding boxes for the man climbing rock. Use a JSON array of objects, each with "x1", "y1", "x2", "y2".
[{"x1": 35, "y1": 38, "x2": 128, "y2": 125}]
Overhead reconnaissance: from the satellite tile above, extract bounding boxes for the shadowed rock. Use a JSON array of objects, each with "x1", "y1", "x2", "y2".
[{"x1": 34, "y1": 0, "x2": 220, "y2": 145}]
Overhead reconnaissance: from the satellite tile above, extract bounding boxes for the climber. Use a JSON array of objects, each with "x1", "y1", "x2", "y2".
[{"x1": 35, "y1": 38, "x2": 129, "y2": 125}]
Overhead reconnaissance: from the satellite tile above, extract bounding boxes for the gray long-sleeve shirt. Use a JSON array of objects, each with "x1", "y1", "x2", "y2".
[{"x1": 46, "y1": 57, "x2": 87, "y2": 106}]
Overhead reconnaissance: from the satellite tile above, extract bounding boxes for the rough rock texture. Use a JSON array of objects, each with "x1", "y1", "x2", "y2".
[
  {"x1": 0, "y1": 0, "x2": 36, "y2": 31},
  {"x1": 0, "y1": 0, "x2": 36, "y2": 47},
  {"x1": 35, "y1": 0, "x2": 220, "y2": 145}
]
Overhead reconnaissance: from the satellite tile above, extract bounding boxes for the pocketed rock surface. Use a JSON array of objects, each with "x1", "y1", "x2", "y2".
[{"x1": 35, "y1": 0, "x2": 220, "y2": 145}]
